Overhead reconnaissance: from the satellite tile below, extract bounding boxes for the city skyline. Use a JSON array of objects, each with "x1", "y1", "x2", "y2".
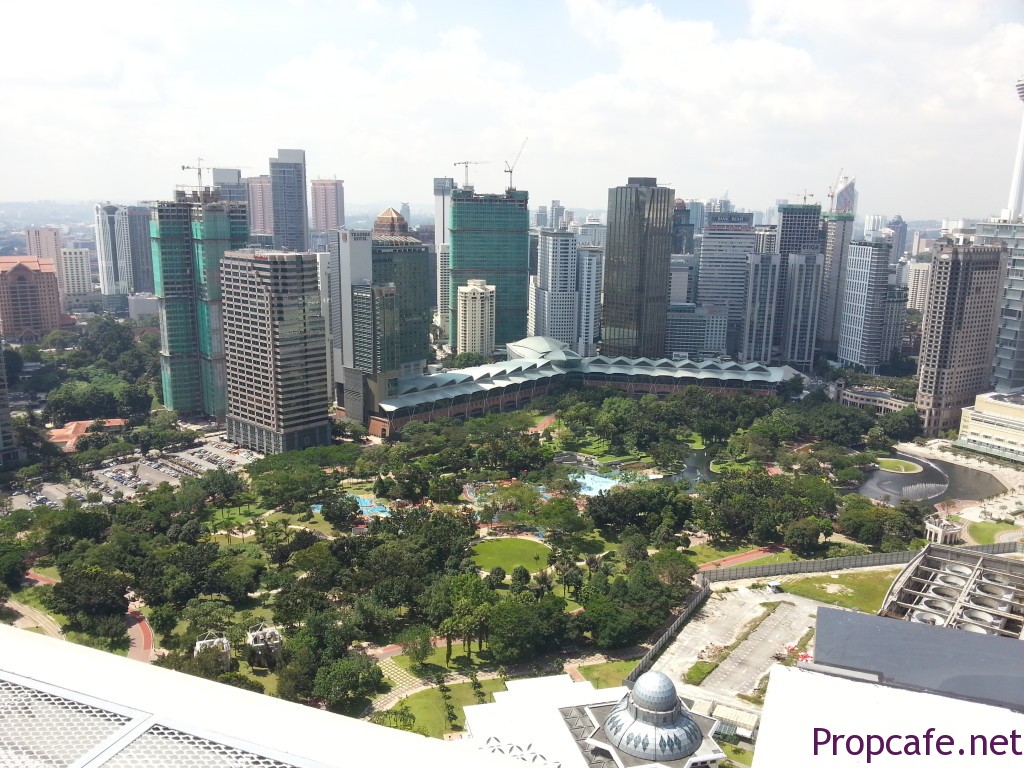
[{"x1": 2, "y1": 1, "x2": 1023, "y2": 220}]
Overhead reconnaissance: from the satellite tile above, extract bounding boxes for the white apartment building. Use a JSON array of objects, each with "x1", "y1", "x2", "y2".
[{"x1": 457, "y1": 279, "x2": 496, "y2": 355}]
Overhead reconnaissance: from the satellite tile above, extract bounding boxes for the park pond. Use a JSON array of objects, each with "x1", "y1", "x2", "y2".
[{"x1": 857, "y1": 451, "x2": 1007, "y2": 503}]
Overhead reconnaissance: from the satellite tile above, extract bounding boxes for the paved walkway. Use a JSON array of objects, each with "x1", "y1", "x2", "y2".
[
  {"x1": 698, "y1": 546, "x2": 780, "y2": 571},
  {"x1": 3, "y1": 600, "x2": 64, "y2": 639}
]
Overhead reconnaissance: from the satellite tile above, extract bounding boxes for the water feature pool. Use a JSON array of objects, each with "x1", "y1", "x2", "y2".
[
  {"x1": 857, "y1": 451, "x2": 1006, "y2": 503},
  {"x1": 349, "y1": 495, "x2": 390, "y2": 516},
  {"x1": 574, "y1": 472, "x2": 622, "y2": 496}
]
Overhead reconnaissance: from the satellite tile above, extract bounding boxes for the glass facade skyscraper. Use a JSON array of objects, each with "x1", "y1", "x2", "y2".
[
  {"x1": 151, "y1": 190, "x2": 249, "y2": 418},
  {"x1": 601, "y1": 177, "x2": 673, "y2": 358},
  {"x1": 270, "y1": 149, "x2": 308, "y2": 252},
  {"x1": 447, "y1": 188, "x2": 530, "y2": 350}
]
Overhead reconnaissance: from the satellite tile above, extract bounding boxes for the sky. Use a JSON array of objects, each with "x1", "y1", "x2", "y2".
[{"x1": 4, "y1": 0, "x2": 1024, "y2": 221}]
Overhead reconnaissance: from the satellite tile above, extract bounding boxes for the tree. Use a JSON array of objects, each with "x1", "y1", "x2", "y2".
[
  {"x1": 322, "y1": 493, "x2": 361, "y2": 529},
  {"x1": 866, "y1": 426, "x2": 893, "y2": 452},
  {"x1": 0, "y1": 541, "x2": 28, "y2": 588},
  {"x1": 3, "y1": 348, "x2": 23, "y2": 385},
  {"x1": 397, "y1": 624, "x2": 434, "y2": 668},
  {"x1": 47, "y1": 564, "x2": 130, "y2": 619},
  {"x1": 486, "y1": 566, "x2": 506, "y2": 589},
  {"x1": 312, "y1": 652, "x2": 383, "y2": 710},
  {"x1": 783, "y1": 517, "x2": 822, "y2": 555},
  {"x1": 447, "y1": 352, "x2": 490, "y2": 369},
  {"x1": 509, "y1": 565, "x2": 530, "y2": 594}
]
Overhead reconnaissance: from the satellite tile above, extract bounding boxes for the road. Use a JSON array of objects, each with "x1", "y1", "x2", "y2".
[{"x1": 4, "y1": 600, "x2": 65, "y2": 639}]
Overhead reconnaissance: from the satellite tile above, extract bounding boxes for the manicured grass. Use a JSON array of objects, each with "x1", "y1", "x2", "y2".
[
  {"x1": 399, "y1": 679, "x2": 507, "y2": 738},
  {"x1": 709, "y1": 458, "x2": 757, "y2": 474},
  {"x1": 562, "y1": 433, "x2": 652, "y2": 464},
  {"x1": 31, "y1": 566, "x2": 60, "y2": 581},
  {"x1": 876, "y1": 457, "x2": 921, "y2": 473},
  {"x1": 684, "y1": 660, "x2": 718, "y2": 685},
  {"x1": 968, "y1": 520, "x2": 1020, "y2": 545},
  {"x1": 472, "y1": 538, "x2": 550, "y2": 574},
  {"x1": 207, "y1": 505, "x2": 271, "y2": 531},
  {"x1": 683, "y1": 432, "x2": 705, "y2": 450},
  {"x1": 738, "y1": 550, "x2": 801, "y2": 567},
  {"x1": 725, "y1": 744, "x2": 754, "y2": 766},
  {"x1": 577, "y1": 659, "x2": 639, "y2": 688},
  {"x1": 264, "y1": 511, "x2": 337, "y2": 537},
  {"x1": 237, "y1": 659, "x2": 279, "y2": 695},
  {"x1": 393, "y1": 643, "x2": 494, "y2": 675},
  {"x1": 781, "y1": 568, "x2": 902, "y2": 614},
  {"x1": 685, "y1": 542, "x2": 756, "y2": 565}
]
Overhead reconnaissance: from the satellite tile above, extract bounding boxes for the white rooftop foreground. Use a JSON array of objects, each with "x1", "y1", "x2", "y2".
[
  {"x1": 0, "y1": 624, "x2": 518, "y2": 768},
  {"x1": 754, "y1": 665, "x2": 1024, "y2": 768}
]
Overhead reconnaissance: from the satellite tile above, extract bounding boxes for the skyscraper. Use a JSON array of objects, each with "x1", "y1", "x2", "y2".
[
  {"x1": 433, "y1": 177, "x2": 457, "y2": 341},
  {"x1": 754, "y1": 224, "x2": 778, "y2": 254},
  {"x1": 311, "y1": 179, "x2": 345, "y2": 231},
  {"x1": 576, "y1": 216, "x2": 607, "y2": 248},
  {"x1": 666, "y1": 304, "x2": 727, "y2": 360},
  {"x1": 837, "y1": 241, "x2": 896, "y2": 373},
  {"x1": 532, "y1": 229, "x2": 578, "y2": 347},
  {"x1": 916, "y1": 240, "x2": 1006, "y2": 436},
  {"x1": 669, "y1": 254, "x2": 698, "y2": 305},
  {"x1": 864, "y1": 214, "x2": 886, "y2": 238},
  {"x1": 151, "y1": 190, "x2": 249, "y2": 418},
  {"x1": 740, "y1": 253, "x2": 780, "y2": 364},
  {"x1": 576, "y1": 245, "x2": 604, "y2": 357},
  {"x1": 94, "y1": 204, "x2": 153, "y2": 299},
  {"x1": 457, "y1": 280, "x2": 496, "y2": 355},
  {"x1": 549, "y1": 200, "x2": 565, "y2": 230},
  {"x1": 448, "y1": 188, "x2": 530, "y2": 350},
  {"x1": 59, "y1": 248, "x2": 94, "y2": 297},
  {"x1": 270, "y1": 149, "x2": 308, "y2": 251},
  {"x1": 887, "y1": 214, "x2": 908, "y2": 264},
  {"x1": 533, "y1": 206, "x2": 548, "y2": 228},
  {"x1": 0, "y1": 337, "x2": 19, "y2": 465},
  {"x1": 95, "y1": 204, "x2": 128, "y2": 296},
  {"x1": 0, "y1": 257, "x2": 61, "y2": 343},
  {"x1": 601, "y1": 177, "x2": 673, "y2": 358},
  {"x1": 816, "y1": 212, "x2": 855, "y2": 353},
  {"x1": 211, "y1": 169, "x2": 248, "y2": 203},
  {"x1": 907, "y1": 260, "x2": 931, "y2": 312},
  {"x1": 780, "y1": 252, "x2": 824, "y2": 372},
  {"x1": 833, "y1": 176, "x2": 858, "y2": 215},
  {"x1": 696, "y1": 212, "x2": 755, "y2": 356},
  {"x1": 773, "y1": 203, "x2": 822, "y2": 357},
  {"x1": 245, "y1": 175, "x2": 273, "y2": 235},
  {"x1": 1006, "y1": 78, "x2": 1024, "y2": 221},
  {"x1": 25, "y1": 227, "x2": 63, "y2": 304},
  {"x1": 222, "y1": 250, "x2": 330, "y2": 454},
  {"x1": 671, "y1": 200, "x2": 695, "y2": 254}
]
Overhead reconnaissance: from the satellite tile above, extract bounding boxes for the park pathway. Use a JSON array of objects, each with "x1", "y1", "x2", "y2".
[
  {"x1": 4, "y1": 600, "x2": 64, "y2": 639},
  {"x1": 698, "y1": 545, "x2": 781, "y2": 571}
]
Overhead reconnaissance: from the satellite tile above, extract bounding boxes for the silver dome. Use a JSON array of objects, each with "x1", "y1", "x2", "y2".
[{"x1": 602, "y1": 671, "x2": 703, "y2": 761}]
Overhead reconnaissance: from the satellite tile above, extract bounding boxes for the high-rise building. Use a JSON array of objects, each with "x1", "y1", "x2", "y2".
[
  {"x1": 754, "y1": 224, "x2": 777, "y2": 254},
  {"x1": 697, "y1": 212, "x2": 755, "y2": 356},
  {"x1": 916, "y1": 240, "x2": 1007, "y2": 436},
  {"x1": 270, "y1": 149, "x2": 308, "y2": 252},
  {"x1": 671, "y1": 200, "x2": 695, "y2": 254},
  {"x1": 151, "y1": 190, "x2": 249, "y2": 418},
  {"x1": 978, "y1": 219, "x2": 1024, "y2": 390},
  {"x1": 781, "y1": 252, "x2": 824, "y2": 372},
  {"x1": 1005, "y1": 78, "x2": 1024, "y2": 221},
  {"x1": 457, "y1": 280, "x2": 496, "y2": 356},
  {"x1": 433, "y1": 177, "x2": 457, "y2": 340},
  {"x1": 740, "y1": 253, "x2": 780, "y2": 364},
  {"x1": 399, "y1": 202, "x2": 411, "y2": 223},
  {"x1": 601, "y1": 177, "x2": 673, "y2": 358},
  {"x1": 311, "y1": 179, "x2": 345, "y2": 231},
  {"x1": 533, "y1": 205, "x2": 548, "y2": 228},
  {"x1": 773, "y1": 203, "x2": 822, "y2": 357},
  {"x1": 816, "y1": 212, "x2": 855, "y2": 353},
  {"x1": 833, "y1": 176, "x2": 858, "y2": 215},
  {"x1": 448, "y1": 188, "x2": 529, "y2": 350},
  {"x1": 532, "y1": 229, "x2": 578, "y2": 347},
  {"x1": 669, "y1": 254, "x2": 698, "y2": 305},
  {"x1": 887, "y1": 214, "x2": 908, "y2": 264},
  {"x1": 549, "y1": 200, "x2": 565, "y2": 230},
  {"x1": 25, "y1": 227, "x2": 64, "y2": 304},
  {"x1": 59, "y1": 248, "x2": 94, "y2": 297},
  {"x1": 245, "y1": 175, "x2": 273, "y2": 235},
  {"x1": 882, "y1": 282, "x2": 909, "y2": 362},
  {"x1": 576, "y1": 216, "x2": 607, "y2": 248},
  {"x1": 576, "y1": 245, "x2": 604, "y2": 357},
  {"x1": 316, "y1": 252, "x2": 335, "y2": 405},
  {"x1": 222, "y1": 250, "x2": 330, "y2": 454},
  {"x1": 907, "y1": 260, "x2": 931, "y2": 311},
  {"x1": 0, "y1": 337, "x2": 19, "y2": 464},
  {"x1": 666, "y1": 303, "x2": 727, "y2": 359},
  {"x1": 0, "y1": 256, "x2": 61, "y2": 343},
  {"x1": 684, "y1": 199, "x2": 707, "y2": 234},
  {"x1": 863, "y1": 214, "x2": 886, "y2": 237},
  {"x1": 837, "y1": 241, "x2": 895, "y2": 373},
  {"x1": 211, "y1": 169, "x2": 248, "y2": 203},
  {"x1": 94, "y1": 204, "x2": 153, "y2": 299}
]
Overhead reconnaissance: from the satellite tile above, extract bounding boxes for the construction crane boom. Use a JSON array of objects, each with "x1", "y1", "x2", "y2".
[
  {"x1": 504, "y1": 137, "x2": 529, "y2": 190},
  {"x1": 181, "y1": 158, "x2": 206, "y2": 187},
  {"x1": 453, "y1": 160, "x2": 488, "y2": 188},
  {"x1": 826, "y1": 168, "x2": 844, "y2": 213},
  {"x1": 790, "y1": 188, "x2": 816, "y2": 205}
]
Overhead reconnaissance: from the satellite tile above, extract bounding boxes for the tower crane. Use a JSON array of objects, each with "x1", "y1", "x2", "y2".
[
  {"x1": 504, "y1": 137, "x2": 529, "y2": 191},
  {"x1": 826, "y1": 168, "x2": 844, "y2": 213},
  {"x1": 181, "y1": 158, "x2": 207, "y2": 187},
  {"x1": 453, "y1": 160, "x2": 488, "y2": 188},
  {"x1": 791, "y1": 188, "x2": 816, "y2": 204}
]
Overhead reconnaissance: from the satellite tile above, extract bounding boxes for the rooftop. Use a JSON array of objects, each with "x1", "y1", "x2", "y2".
[
  {"x1": 0, "y1": 255, "x2": 57, "y2": 273},
  {"x1": 47, "y1": 419, "x2": 129, "y2": 452}
]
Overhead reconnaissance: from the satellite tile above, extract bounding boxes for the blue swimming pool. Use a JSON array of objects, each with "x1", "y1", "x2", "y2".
[
  {"x1": 351, "y1": 495, "x2": 390, "y2": 516},
  {"x1": 575, "y1": 473, "x2": 621, "y2": 496}
]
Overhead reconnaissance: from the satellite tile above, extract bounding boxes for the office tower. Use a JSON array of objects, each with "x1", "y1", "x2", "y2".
[
  {"x1": 246, "y1": 175, "x2": 273, "y2": 235},
  {"x1": 351, "y1": 283, "x2": 399, "y2": 375},
  {"x1": 457, "y1": 280, "x2": 496, "y2": 355},
  {"x1": 532, "y1": 229, "x2": 578, "y2": 347},
  {"x1": 59, "y1": 248, "x2": 94, "y2": 297},
  {"x1": 666, "y1": 304, "x2": 727, "y2": 360},
  {"x1": 670, "y1": 200, "x2": 695, "y2": 254},
  {"x1": 549, "y1": 200, "x2": 565, "y2": 230},
  {"x1": 311, "y1": 179, "x2": 345, "y2": 231},
  {"x1": 740, "y1": 253, "x2": 781, "y2": 364},
  {"x1": 882, "y1": 282, "x2": 909, "y2": 361},
  {"x1": 863, "y1": 214, "x2": 886, "y2": 237},
  {"x1": 781, "y1": 252, "x2": 824, "y2": 372},
  {"x1": 151, "y1": 190, "x2": 249, "y2": 417},
  {"x1": 222, "y1": 250, "x2": 330, "y2": 454},
  {"x1": 94, "y1": 204, "x2": 153, "y2": 300},
  {"x1": 533, "y1": 206, "x2": 548, "y2": 228},
  {"x1": 816, "y1": 212, "x2": 855, "y2": 353},
  {"x1": 448, "y1": 187, "x2": 529, "y2": 350},
  {"x1": 887, "y1": 214, "x2": 908, "y2": 264},
  {"x1": 211, "y1": 169, "x2": 247, "y2": 203},
  {"x1": 773, "y1": 203, "x2": 822, "y2": 356},
  {"x1": 696, "y1": 211, "x2": 755, "y2": 356},
  {"x1": 906, "y1": 260, "x2": 931, "y2": 311},
  {"x1": 669, "y1": 254, "x2": 698, "y2": 305},
  {"x1": 0, "y1": 338, "x2": 19, "y2": 464},
  {"x1": 833, "y1": 176, "x2": 858, "y2": 214},
  {"x1": 601, "y1": 177, "x2": 673, "y2": 358},
  {"x1": 706, "y1": 198, "x2": 733, "y2": 214},
  {"x1": 327, "y1": 228, "x2": 370, "y2": 403},
  {"x1": 576, "y1": 245, "x2": 604, "y2": 356},
  {"x1": 576, "y1": 215, "x2": 607, "y2": 248},
  {"x1": 316, "y1": 253, "x2": 335, "y2": 404},
  {"x1": 754, "y1": 224, "x2": 777, "y2": 254},
  {"x1": 837, "y1": 241, "x2": 895, "y2": 373},
  {"x1": 26, "y1": 227, "x2": 63, "y2": 304},
  {"x1": 916, "y1": 240, "x2": 1007, "y2": 436},
  {"x1": 0, "y1": 257, "x2": 61, "y2": 343},
  {"x1": 400, "y1": 202, "x2": 411, "y2": 224},
  {"x1": 433, "y1": 177, "x2": 457, "y2": 340},
  {"x1": 684, "y1": 199, "x2": 707, "y2": 234},
  {"x1": 270, "y1": 149, "x2": 308, "y2": 251},
  {"x1": 370, "y1": 209, "x2": 430, "y2": 376},
  {"x1": 1006, "y1": 78, "x2": 1024, "y2": 220},
  {"x1": 95, "y1": 204, "x2": 128, "y2": 296},
  {"x1": 978, "y1": 220, "x2": 1024, "y2": 390}
]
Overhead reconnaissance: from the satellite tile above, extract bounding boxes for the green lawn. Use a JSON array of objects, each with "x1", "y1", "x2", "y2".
[
  {"x1": 683, "y1": 432, "x2": 705, "y2": 450},
  {"x1": 561, "y1": 433, "x2": 652, "y2": 464},
  {"x1": 725, "y1": 744, "x2": 754, "y2": 766},
  {"x1": 686, "y1": 541, "x2": 756, "y2": 565},
  {"x1": 738, "y1": 550, "x2": 801, "y2": 567},
  {"x1": 968, "y1": 520, "x2": 1020, "y2": 545},
  {"x1": 684, "y1": 660, "x2": 718, "y2": 685},
  {"x1": 876, "y1": 457, "x2": 921, "y2": 473},
  {"x1": 31, "y1": 565, "x2": 60, "y2": 581},
  {"x1": 399, "y1": 679, "x2": 507, "y2": 738},
  {"x1": 393, "y1": 642, "x2": 494, "y2": 675},
  {"x1": 472, "y1": 538, "x2": 550, "y2": 574},
  {"x1": 781, "y1": 568, "x2": 902, "y2": 613},
  {"x1": 206, "y1": 505, "x2": 272, "y2": 531},
  {"x1": 577, "y1": 659, "x2": 639, "y2": 688},
  {"x1": 263, "y1": 511, "x2": 337, "y2": 537},
  {"x1": 709, "y1": 458, "x2": 757, "y2": 474}
]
